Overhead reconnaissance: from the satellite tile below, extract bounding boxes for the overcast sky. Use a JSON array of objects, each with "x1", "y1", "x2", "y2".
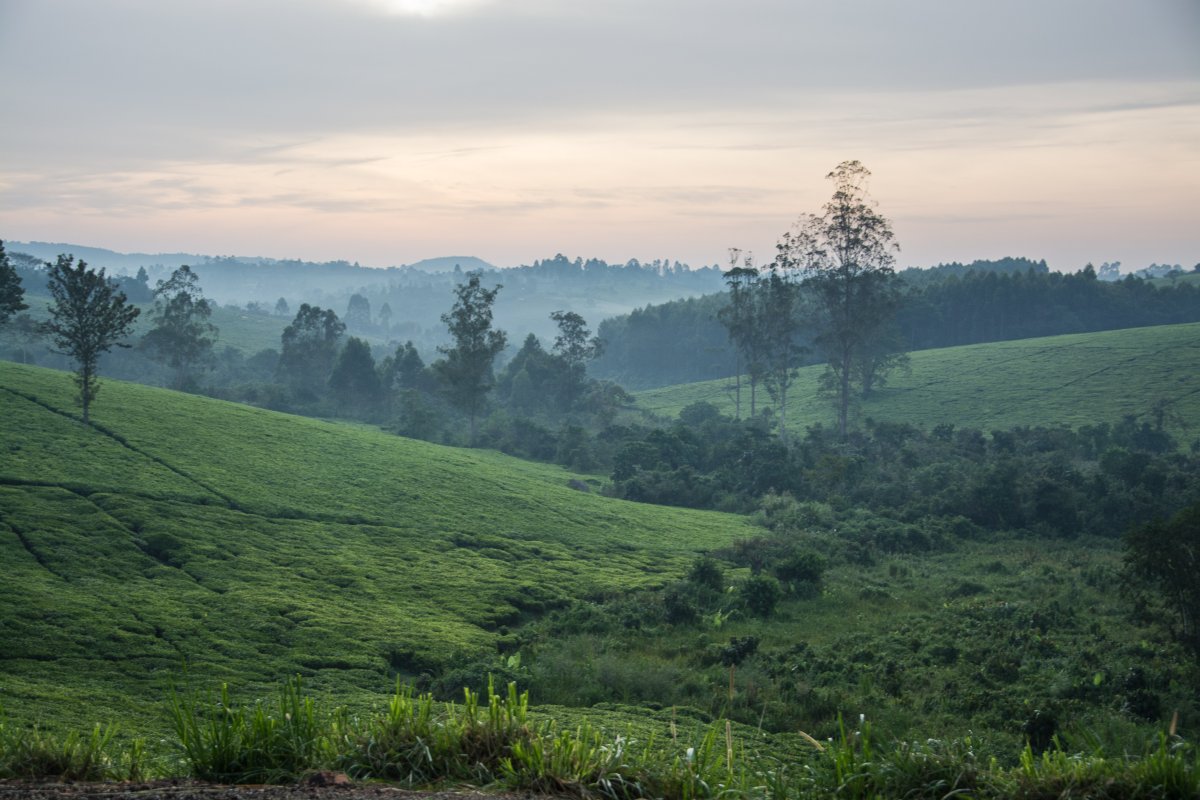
[{"x1": 1, "y1": 0, "x2": 1198, "y2": 270}]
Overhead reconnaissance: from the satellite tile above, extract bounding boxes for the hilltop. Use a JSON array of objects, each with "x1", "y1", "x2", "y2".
[{"x1": 0, "y1": 362, "x2": 754, "y2": 730}]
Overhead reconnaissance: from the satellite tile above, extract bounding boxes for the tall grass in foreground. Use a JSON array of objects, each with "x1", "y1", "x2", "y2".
[
  {"x1": 9, "y1": 680, "x2": 1200, "y2": 798},
  {"x1": 0, "y1": 703, "x2": 144, "y2": 781}
]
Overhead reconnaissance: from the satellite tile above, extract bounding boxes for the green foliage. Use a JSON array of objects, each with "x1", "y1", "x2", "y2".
[
  {"x1": 1125, "y1": 502, "x2": 1200, "y2": 647},
  {"x1": 141, "y1": 265, "x2": 216, "y2": 389},
  {"x1": 328, "y1": 336, "x2": 382, "y2": 415},
  {"x1": 41, "y1": 254, "x2": 141, "y2": 422},
  {"x1": 433, "y1": 272, "x2": 507, "y2": 441},
  {"x1": 0, "y1": 239, "x2": 29, "y2": 325},
  {"x1": 277, "y1": 303, "x2": 345, "y2": 401},
  {"x1": 0, "y1": 362, "x2": 755, "y2": 733},
  {"x1": 740, "y1": 575, "x2": 782, "y2": 618},
  {"x1": 0, "y1": 706, "x2": 138, "y2": 781}
]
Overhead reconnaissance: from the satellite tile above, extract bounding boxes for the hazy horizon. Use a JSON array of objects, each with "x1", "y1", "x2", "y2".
[{"x1": 2, "y1": 0, "x2": 1197, "y2": 272}]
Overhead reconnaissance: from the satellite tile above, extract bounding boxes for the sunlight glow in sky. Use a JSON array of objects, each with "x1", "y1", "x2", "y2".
[{"x1": 1, "y1": 0, "x2": 1197, "y2": 270}]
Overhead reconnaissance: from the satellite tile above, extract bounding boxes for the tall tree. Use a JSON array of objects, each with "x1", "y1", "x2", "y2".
[
  {"x1": 344, "y1": 293, "x2": 372, "y2": 331},
  {"x1": 42, "y1": 255, "x2": 140, "y2": 422},
  {"x1": 1125, "y1": 502, "x2": 1200, "y2": 650},
  {"x1": 278, "y1": 304, "x2": 345, "y2": 400},
  {"x1": 142, "y1": 265, "x2": 217, "y2": 389},
  {"x1": 550, "y1": 310, "x2": 604, "y2": 366},
  {"x1": 716, "y1": 249, "x2": 760, "y2": 419},
  {"x1": 0, "y1": 240, "x2": 29, "y2": 325},
  {"x1": 756, "y1": 269, "x2": 808, "y2": 444},
  {"x1": 550, "y1": 309, "x2": 603, "y2": 410},
  {"x1": 329, "y1": 336, "x2": 382, "y2": 414},
  {"x1": 433, "y1": 272, "x2": 507, "y2": 443},
  {"x1": 777, "y1": 160, "x2": 903, "y2": 437}
]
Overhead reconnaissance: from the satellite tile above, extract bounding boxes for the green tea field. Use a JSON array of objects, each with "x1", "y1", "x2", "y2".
[
  {"x1": 635, "y1": 323, "x2": 1200, "y2": 441},
  {"x1": 0, "y1": 362, "x2": 755, "y2": 731}
]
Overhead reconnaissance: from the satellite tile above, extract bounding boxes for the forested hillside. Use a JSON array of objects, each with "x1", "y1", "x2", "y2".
[{"x1": 592, "y1": 262, "x2": 1200, "y2": 389}]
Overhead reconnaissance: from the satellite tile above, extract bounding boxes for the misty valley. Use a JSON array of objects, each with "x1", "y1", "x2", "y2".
[{"x1": 2, "y1": 188, "x2": 1200, "y2": 797}]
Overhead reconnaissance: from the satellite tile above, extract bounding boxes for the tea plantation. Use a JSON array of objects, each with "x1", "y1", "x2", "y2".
[
  {"x1": 636, "y1": 322, "x2": 1200, "y2": 442},
  {"x1": 0, "y1": 361, "x2": 756, "y2": 732}
]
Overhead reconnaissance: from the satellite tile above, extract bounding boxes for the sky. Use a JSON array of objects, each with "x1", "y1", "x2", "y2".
[{"x1": 1, "y1": 0, "x2": 1198, "y2": 271}]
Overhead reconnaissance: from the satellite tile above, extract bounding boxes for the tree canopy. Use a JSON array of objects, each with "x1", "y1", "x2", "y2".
[
  {"x1": 777, "y1": 161, "x2": 904, "y2": 437},
  {"x1": 142, "y1": 265, "x2": 217, "y2": 389},
  {"x1": 42, "y1": 255, "x2": 140, "y2": 422},
  {"x1": 0, "y1": 240, "x2": 29, "y2": 325},
  {"x1": 433, "y1": 272, "x2": 507, "y2": 442}
]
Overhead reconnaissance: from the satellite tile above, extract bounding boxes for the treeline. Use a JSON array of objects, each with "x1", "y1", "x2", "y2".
[
  {"x1": 605, "y1": 400, "x2": 1199, "y2": 542},
  {"x1": 0, "y1": 245, "x2": 642, "y2": 463},
  {"x1": 6, "y1": 242, "x2": 725, "y2": 354},
  {"x1": 591, "y1": 262, "x2": 1200, "y2": 389}
]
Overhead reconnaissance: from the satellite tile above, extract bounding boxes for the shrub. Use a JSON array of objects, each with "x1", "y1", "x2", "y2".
[
  {"x1": 740, "y1": 575, "x2": 782, "y2": 618},
  {"x1": 687, "y1": 556, "x2": 725, "y2": 593}
]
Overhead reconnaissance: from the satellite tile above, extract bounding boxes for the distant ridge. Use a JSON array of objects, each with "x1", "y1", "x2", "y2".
[
  {"x1": 405, "y1": 256, "x2": 497, "y2": 273},
  {"x1": 6, "y1": 241, "x2": 497, "y2": 275},
  {"x1": 8, "y1": 241, "x2": 201, "y2": 274}
]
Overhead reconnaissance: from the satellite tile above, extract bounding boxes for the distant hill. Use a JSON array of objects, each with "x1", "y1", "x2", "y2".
[
  {"x1": 636, "y1": 322, "x2": 1200, "y2": 444},
  {"x1": 8, "y1": 241, "x2": 202, "y2": 274},
  {"x1": 0, "y1": 361, "x2": 753, "y2": 731},
  {"x1": 407, "y1": 255, "x2": 496, "y2": 273}
]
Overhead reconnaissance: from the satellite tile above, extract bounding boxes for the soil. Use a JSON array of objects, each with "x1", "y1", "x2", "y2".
[{"x1": 0, "y1": 779, "x2": 545, "y2": 800}]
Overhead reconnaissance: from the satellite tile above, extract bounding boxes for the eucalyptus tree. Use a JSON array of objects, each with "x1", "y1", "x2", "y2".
[
  {"x1": 550, "y1": 309, "x2": 603, "y2": 409},
  {"x1": 42, "y1": 255, "x2": 140, "y2": 422},
  {"x1": 433, "y1": 272, "x2": 507, "y2": 443},
  {"x1": 716, "y1": 248, "x2": 760, "y2": 419},
  {"x1": 777, "y1": 160, "x2": 903, "y2": 437}
]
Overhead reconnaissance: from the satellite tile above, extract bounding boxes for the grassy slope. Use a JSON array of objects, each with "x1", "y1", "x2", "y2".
[
  {"x1": 0, "y1": 362, "x2": 755, "y2": 731},
  {"x1": 635, "y1": 323, "x2": 1200, "y2": 440}
]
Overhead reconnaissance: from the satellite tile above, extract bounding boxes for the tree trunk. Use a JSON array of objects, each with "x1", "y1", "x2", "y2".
[{"x1": 779, "y1": 380, "x2": 788, "y2": 445}]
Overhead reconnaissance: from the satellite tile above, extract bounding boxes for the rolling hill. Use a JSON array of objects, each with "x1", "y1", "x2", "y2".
[
  {"x1": 635, "y1": 322, "x2": 1200, "y2": 443},
  {"x1": 0, "y1": 362, "x2": 756, "y2": 731}
]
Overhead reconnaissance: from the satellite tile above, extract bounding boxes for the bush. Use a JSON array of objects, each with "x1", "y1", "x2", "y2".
[
  {"x1": 687, "y1": 556, "x2": 725, "y2": 593},
  {"x1": 740, "y1": 575, "x2": 782, "y2": 618},
  {"x1": 774, "y1": 550, "x2": 826, "y2": 593}
]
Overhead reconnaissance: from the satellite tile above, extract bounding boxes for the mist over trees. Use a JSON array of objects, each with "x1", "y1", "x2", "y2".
[
  {"x1": 433, "y1": 273, "x2": 507, "y2": 443},
  {"x1": 142, "y1": 265, "x2": 217, "y2": 390},
  {"x1": 592, "y1": 263, "x2": 1200, "y2": 390},
  {"x1": 278, "y1": 304, "x2": 346, "y2": 402}
]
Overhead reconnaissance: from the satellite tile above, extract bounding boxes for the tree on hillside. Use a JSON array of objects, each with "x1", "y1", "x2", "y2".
[
  {"x1": 142, "y1": 265, "x2": 217, "y2": 389},
  {"x1": 1125, "y1": 501, "x2": 1200, "y2": 650},
  {"x1": 716, "y1": 249, "x2": 760, "y2": 419},
  {"x1": 550, "y1": 309, "x2": 603, "y2": 409},
  {"x1": 329, "y1": 336, "x2": 382, "y2": 414},
  {"x1": 345, "y1": 293, "x2": 372, "y2": 331},
  {"x1": 0, "y1": 240, "x2": 29, "y2": 325},
  {"x1": 756, "y1": 269, "x2": 808, "y2": 444},
  {"x1": 274, "y1": 297, "x2": 290, "y2": 317},
  {"x1": 42, "y1": 255, "x2": 140, "y2": 422},
  {"x1": 776, "y1": 160, "x2": 903, "y2": 437},
  {"x1": 278, "y1": 304, "x2": 345, "y2": 400},
  {"x1": 550, "y1": 310, "x2": 604, "y2": 366},
  {"x1": 433, "y1": 272, "x2": 506, "y2": 443}
]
